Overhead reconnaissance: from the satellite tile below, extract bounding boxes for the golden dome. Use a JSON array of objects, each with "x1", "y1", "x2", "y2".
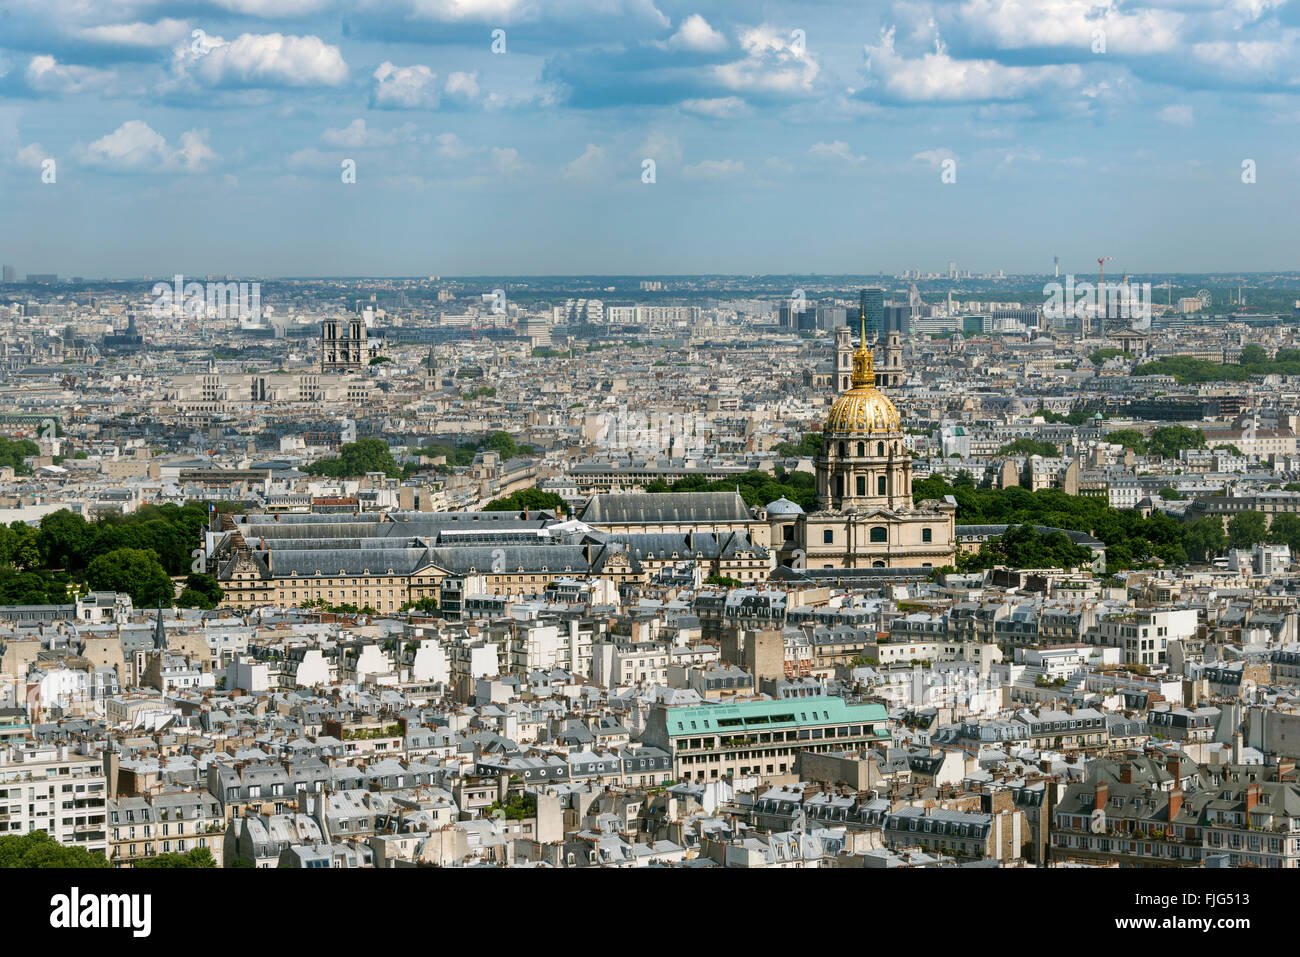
[{"x1": 824, "y1": 314, "x2": 901, "y2": 434}]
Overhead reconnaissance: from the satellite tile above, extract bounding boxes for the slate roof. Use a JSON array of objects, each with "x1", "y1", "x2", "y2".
[{"x1": 581, "y1": 491, "x2": 753, "y2": 524}]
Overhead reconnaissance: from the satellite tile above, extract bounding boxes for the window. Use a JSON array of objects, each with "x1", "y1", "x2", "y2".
[
  {"x1": 857, "y1": 442, "x2": 865, "y2": 457},
  {"x1": 870, "y1": 526, "x2": 887, "y2": 543},
  {"x1": 857, "y1": 476, "x2": 867, "y2": 496},
  {"x1": 922, "y1": 528, "x2": 932, "y2": 543},
  {"x1": 877, "y1": 476, "x2": 887, "y2": 495},
  {"x1": 824, "y1": 530, "x2": 834, "y2": 544},
  {"x1": 877, "y1": 442, "x2": 885, "y2": 456}
]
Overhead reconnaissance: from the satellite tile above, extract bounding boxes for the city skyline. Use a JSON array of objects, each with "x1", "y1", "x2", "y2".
[{"x1": 2, "y1": 0, "x2": 1300, "y2": 275}]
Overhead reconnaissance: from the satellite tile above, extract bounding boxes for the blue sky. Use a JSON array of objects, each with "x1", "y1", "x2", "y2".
[{"x1": 1, "y1": 0, "x2": 1298, "y2": 277}]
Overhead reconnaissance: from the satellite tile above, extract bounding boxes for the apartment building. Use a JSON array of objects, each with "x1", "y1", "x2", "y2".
[
  {"x1": 0, "y1": 744, "x2": 107, "y2": 857},
  {"x1": 643, "y1": 696, "x2": 890, "y2": 783},
  {"x1": 107, "y1": 791, "x2": 224, "y2": 867}
]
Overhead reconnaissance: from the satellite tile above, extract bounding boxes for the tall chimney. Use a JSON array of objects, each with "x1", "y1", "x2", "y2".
[
  {"x1": 1166, "y1": 755, "x2": 1181, "y2": 785},
  {"x1": 1245, "y1": 783, "x2": 1260, "y2": 813},
  {"x1": 1167, "y1": 786, "x2": 1182, "y2": 823},
  {"x1": 1094, "y1": 780, "x2": 1109, "y2": 811},
  {"x1": 1119, "y1": 762, "x2": 1133, "y2": 784}
]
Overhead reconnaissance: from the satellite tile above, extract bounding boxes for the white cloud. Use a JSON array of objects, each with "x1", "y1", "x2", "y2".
[
  {"x1": 809, "y1": 140, "x2": 866, "y2": 165},
  {"x1": 323, "y1": 118, "x2": 424, "y2": 147},
  {"x1": 25, "y1": 56, "x2": 115, "y2": 95},
  {"x1": 1160, "y1": 104, "x2": 1195, "y2": 126},
  {"x1": 864, "y1": 27, "x2": 1082, "y2": 102},
  {"x1": 16, "y1": 143, "x2": 49, "y2": 170},
  {"x1": 213, "y1": 0, "x2": 333, "y2": 13},
  {"x1": 77, "y1": 120, "x2": 215, "y2": 172},
  {"x1": 667, "y1": 14, "x2": 727, "y2": 52},
  {"x1": 175, "y1": 33, "x2": 347, "y2": 88},
  {"x1": 435, "y1": 132, "x2": 472, "y2": 160},
  {"x1": 372, "y1": 61, "x2": 440, "y2": 108},
  {"x1": 683, "y1": 158, "x2": 744, "y2": 178},
  {"x1": 377, "y1": 0, "x2": 669, "y2": 28},
  {"x1": 680, "y1": 96, "x2": 748, "y2": 118},
  {"x1": 491, "y1": 146, "x2": 526, "y2": 176},
  {"x1": 712, "y1": 25, "x2": 820, "y2": 96},
  {"x1": 563, "y1": 143, "x2": 609, "y2": 180},
  {"x1": 911, "y1": 147, "x2": 958, "y2": 170},
  {"x1": 1190, "y1": 35, "x2": 1299, "y2": 83},
  {"x1": 444, "y1": 71, "x2": 480, "y2": 104},
  {"x1": 956, "y1": 0, "x2": 1183, "y2": 56},
  {"x1": 370, "y1": 63, "x2": 484, "y2": 109},
  {"x1": 638, "y1": 131, "x2": 682, "y2": 166},
  {"x1": 286, "y1": 146, "x2": 335, "y2": 170},
  {"x1": 77, "y1": 19, "x2": 191, "y2": 47}
]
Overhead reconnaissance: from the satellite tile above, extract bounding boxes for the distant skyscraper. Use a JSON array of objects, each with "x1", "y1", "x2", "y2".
[
  {"x1": 882, "y1": 305, "x2": 910, "y2": 336},
  {"x1": 859, "y1": 288, "x2": 884, "y2": 340},
  {"x1": 1, "y1": 266, "x2": 14, "y2": 283}
]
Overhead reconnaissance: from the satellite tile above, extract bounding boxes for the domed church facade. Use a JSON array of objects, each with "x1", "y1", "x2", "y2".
[{"x1": 775, "y1": 312, "x2": 957, "y2": 571}]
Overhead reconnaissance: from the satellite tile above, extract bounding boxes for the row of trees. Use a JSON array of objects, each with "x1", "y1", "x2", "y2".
[
  {"x1": 1105, "y1": 425, "x2": 1205, "y2": 459},
  {"x1": 0, "y1": 832, "x2": 216, "y2": 867},
  {"x1": 0, "y1": 437, "x2": 39, "y2": 475},
  {"x1": 480, "y1": 488, "x2": 567, "y2": 512},
  {"x1": 959, "y1": 524, "x2": 1096, "y2": 572},
  {"x1": 1133, "y1": 345, "x2": 1300, "y2": 384},
  {"x1": 644, "y1": 467, "x2": 816, "y2": 511},
  {"x1": 996, "y1": 437, "x2": 1059, "y2": 458},
  {"x1": 0, "y1": 504, "x2": 226, "y2": 609},
  {"x1": 409, "y1": 431, "x2": 537, "y2": 470},
  {"x1": 913, "y1": 475, "x2": 1208, "y2": 571}
]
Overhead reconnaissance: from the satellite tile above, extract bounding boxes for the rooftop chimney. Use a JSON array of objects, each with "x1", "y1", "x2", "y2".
[
  {"x1": 1166, "y1": 755, "x2": 1181, "y2": 785},
  {"x1": 1167, "y1": 785, "x2": 1182, "y2": 822},
  {"x1": 1119, "y1": 762, "x2": 1133, "y2": 785},
  {"x1": 1245, "y1": 783, "x2": 1260, "y2": 813},
  {"x1": 1094, "y1": 780, "x2": 1108, "y2": 811}
]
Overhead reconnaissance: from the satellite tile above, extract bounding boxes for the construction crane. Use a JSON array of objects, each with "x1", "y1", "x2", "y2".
[
  {"x1": 1097, "y1": 256, "x2": 1115, "y2": 288},
  {"x1": 1094, "y1": 256, "x2": 1116, "y2": 332}
]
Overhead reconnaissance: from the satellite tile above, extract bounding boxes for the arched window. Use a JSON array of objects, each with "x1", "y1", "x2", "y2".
[
  {"x1": 877, "y1": 442, "x2": 885, "y2": 457},
  {"x1": 838, "y1": 441, "x2": 846, "y2": 457},
  {"x1": 857, "y1": 442, "x2": 865, "y2": 457},
  {"x1": 856, "y1": 476, "x2": 867, "y2": 496},
  {"x1": 834, "y1": 475, "x2": 844, "y2": 498},
  {"x1": 873, "y1": 561, "x2": 886, "y2": 568},
  {"x1": 877, "y1": 475, "x2": 887, "y2": 495},
  {"x1": 870, "y1": 526, "x2": 887, "y2": 543}
]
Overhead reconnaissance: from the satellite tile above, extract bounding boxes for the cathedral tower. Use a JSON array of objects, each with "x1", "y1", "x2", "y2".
[{"x1": 815, "y1": 310, "x2": 912, "y2": 512}]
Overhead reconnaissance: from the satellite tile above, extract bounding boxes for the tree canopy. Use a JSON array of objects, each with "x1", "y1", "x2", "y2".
[
  {"x1": 134, "y1": 847, "x2": 218, "y2": 868},
  {"x1": 960, "y1": 524, "x2": 1095, "y2": 572},
  {"x1": 997, "y1": 437, "x2": 1059, "y2": 458},
  {"x1": 0, "y1": 437, "x2": 39, "y2": 475},
  {"x1": 176, "y1": 573, "x2": 224, "y2": 609},
  {"x1": 0, "y1": 831, "x2": 109, "y2": 868},
  {"x1": 86, "y1": 548, "x2": 175, "y2": 607},
  {"x1": 481, "y1": 488, "x2": 567, "y2": 512},
  {"x1": 645, "y1": 468, "x2": 816, "y2": 511},
  {"x1": 772, "y1": 433, "x2": 823, "y2": 458},
  {"x1": 912, "y1": 476, "x2": 1191, "y2": 572},
  {"x1": 1133, "y1": 348, "x2": 1300, "y2": 384},
  {"x1": 1105, "y1": 426, "x2": 1205, "y2": 458},
  {"x1": 303, "y1": 438, "x2": 402, "y2": 479}
]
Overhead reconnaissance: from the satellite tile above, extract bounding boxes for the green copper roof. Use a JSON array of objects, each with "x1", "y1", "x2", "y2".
[{"x1": 663, "y1": 696, "x2": 887, "y2": 736}]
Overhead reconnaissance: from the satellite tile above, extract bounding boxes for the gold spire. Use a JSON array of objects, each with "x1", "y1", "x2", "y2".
[
  {"x1": 850, "y1": 302, "x2": 875, "y2": 389},
  {"x1": 825, "y1": 299, "x2": 899, "y2": 434}
]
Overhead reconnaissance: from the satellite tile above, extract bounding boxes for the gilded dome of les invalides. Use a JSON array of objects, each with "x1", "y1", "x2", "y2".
[{"x1": 824, "y1": 319, "x2": 902, "y2": 435}]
